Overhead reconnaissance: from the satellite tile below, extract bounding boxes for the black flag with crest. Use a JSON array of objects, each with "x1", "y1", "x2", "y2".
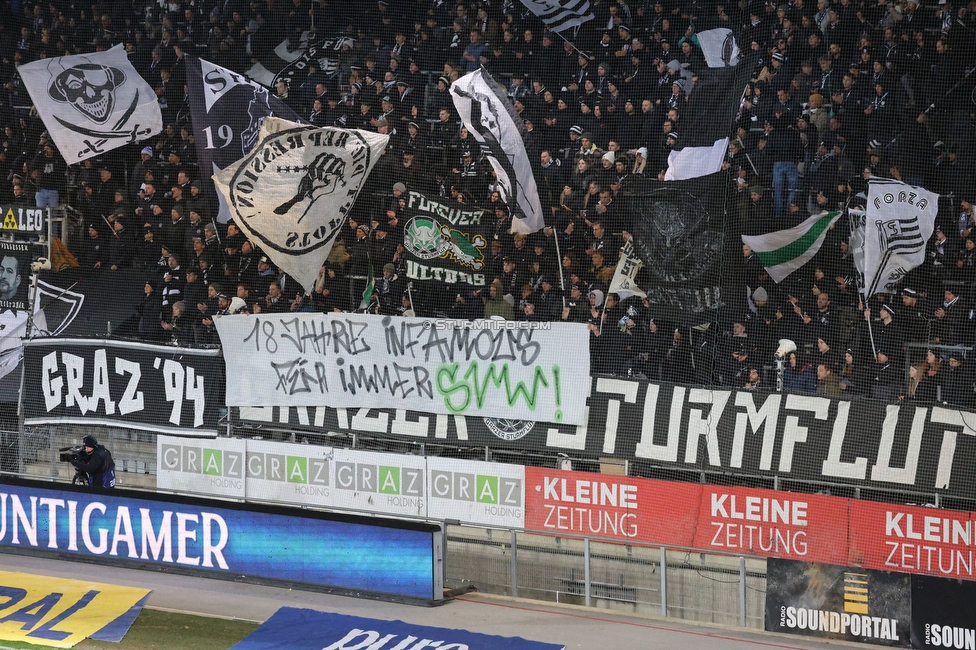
[
  {"x1": 621, "y1": 172, "x2": 729, "y2": 322},
  {"x1": 185, "y1": 56, "x2": 305, "y2": 224}
]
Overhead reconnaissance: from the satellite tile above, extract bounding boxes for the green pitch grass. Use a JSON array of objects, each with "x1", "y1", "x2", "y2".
[{"x1": 0, "y1": 608, "x2": 260, "y2": 650}]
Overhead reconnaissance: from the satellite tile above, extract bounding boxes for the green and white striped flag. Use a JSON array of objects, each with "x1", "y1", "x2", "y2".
[{"x1": 741, "y1": 211, "x2": 843, "y2": 283}]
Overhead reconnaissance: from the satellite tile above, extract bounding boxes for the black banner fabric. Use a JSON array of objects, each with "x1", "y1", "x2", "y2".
[
  {"x1": 765, "y1": 559, "x2": 911, "y2": 646},
  {"x1": 0, "y1": 269, "x2": 150, "y2": 402},
  {"x1": 401, "y1": 190, "x2": 492, "y2": 286},
  {"x1": 236, "y1": 376, "x2": 976, "y2": 499},
  {"x1": 270, "y1": 36, "x2": 354, "y2": 90},
  {"x1": 622, "y1": 172, "x2": 727, "y2": 321},
  {"x1": 23, "y1": 339, "x2": 224, "y2": 436},
  {"x1": 911, "y1": 576, "x2": 976, "y2": 649},
  {"x1": 185, "y1": 56, "x2": 305, "y2": 223}
]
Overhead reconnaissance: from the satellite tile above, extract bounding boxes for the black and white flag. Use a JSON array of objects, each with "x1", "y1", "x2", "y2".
[
  {"x1": 696, "y1": 28, "x2": 740, "y2": 68},
  {"x1": 248, "y1": 35, "x2": 354, "y2": 89},
  {"x1": 451, "y1": 69, "x2": 545, "y2": 234},
  {"x1": 861, "y1": 178, "x2": 938, "y2": 296},
  {"x1": 19, "y1": 45, "x2": 162, "y2": 162},
  {"x1": 186, "y1": 56, "x2": 305, "y2": 223},
  {"x1": 664, "y1": 53, "x2": 756, "y2": 181},
  {"x1": 518, "y1": 0, "x2": 594, "y2": 32},
  {"x1": 212, "y1": 118, "x2": 388, "y2": 293},
  {"x1": 622, "y1": 172, "x2": 727, "y2": 320},
  {"x1": 607, "y1": 238, "x2": 646, "y2": 300}
]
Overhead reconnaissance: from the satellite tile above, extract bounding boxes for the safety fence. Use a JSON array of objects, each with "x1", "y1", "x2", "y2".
[{"x1": 444, "y1": 526, "x2": 767, "y2": 629}]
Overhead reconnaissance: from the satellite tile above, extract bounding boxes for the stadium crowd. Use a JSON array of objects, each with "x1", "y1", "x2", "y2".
[{"x1": 0, "y1": 0, "x2": 974, "y2": 407}]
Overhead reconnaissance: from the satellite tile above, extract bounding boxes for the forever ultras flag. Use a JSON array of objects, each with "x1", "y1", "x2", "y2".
[
  {"x1": 213, "y1": 118, "x2": 388, "y2": 293},
  {"x1": 19, "y1": 44, "x2": 162, "y2": 162},
  {"x1": 742, "y1": 211, "x2": 843, "y2": 283}
]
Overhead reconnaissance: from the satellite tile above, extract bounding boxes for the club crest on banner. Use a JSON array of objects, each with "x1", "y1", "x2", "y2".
[
  {"x1": 403, "y1": 217, "x2": 487, "y2": 270},
  {"x1": 483, "y1": 418, "x2": 535, "y2": 442}
]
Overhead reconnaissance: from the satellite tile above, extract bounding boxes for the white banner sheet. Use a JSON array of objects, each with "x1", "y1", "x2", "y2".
[{"x1": 215, "y1": 313, "x2": 589, "y2": 425}]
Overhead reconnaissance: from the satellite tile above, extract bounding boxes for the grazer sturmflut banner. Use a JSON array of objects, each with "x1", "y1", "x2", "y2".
[
  {"x1": 765, "y1": 559, "x2": 911, "y2": 646},
  {"x1": 212, "y1": 118, "x2": 388, "y2": 293},
  {"x1": 236, "y1": 378, "x2": 976, "y2": 500},
  {"x1": 623, "y1": 172, "x2": 727, "y2": 320},
  {"x1": 19, "y1": 45, "x2": 162, "y2": 161},
  {"x1": 23, "y1": 338, "x2": 224, "y2": 436},
  {"x1": 186, "y1": 56, "x2": 305, "y2": 224},
  {"x1": 400, "y1": 190, "x2": 492, "y2": 286}
]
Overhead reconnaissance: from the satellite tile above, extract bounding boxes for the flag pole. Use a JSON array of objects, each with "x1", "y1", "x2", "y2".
[
  {"x1": 846, "y1": 195, "x2": 878, "y2": 361},
  {"x1": 549, "y1": 219, "x2": 567, "y2": 310},
  {"x1": 552, "y1": 29, "x2": 593, "y2": 61}
]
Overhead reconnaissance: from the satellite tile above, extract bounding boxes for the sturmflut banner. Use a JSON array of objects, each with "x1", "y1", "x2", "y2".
[
  {"x1": 186, "y1": 56, "x2": 305, "y2": 224},
  {"x1": 214, "y1": 313, "x2": 589, "y2": 425}
]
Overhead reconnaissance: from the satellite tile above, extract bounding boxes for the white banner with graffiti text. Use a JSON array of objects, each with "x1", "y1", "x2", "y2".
[
  {"x1": 156, "y1": 436, "x2": 525, "y2": 529},
  {"x1": 215, "y1": 313, "x2": 588, "y2": 426}
]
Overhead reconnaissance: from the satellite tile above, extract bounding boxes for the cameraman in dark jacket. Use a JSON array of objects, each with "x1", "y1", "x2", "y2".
[{"x1": 71, "y1": 436, "x2": 116, "y2": 488}]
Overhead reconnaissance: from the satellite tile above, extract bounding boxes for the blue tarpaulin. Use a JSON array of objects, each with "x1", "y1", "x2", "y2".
[{"x1": 231, "y1": 607, "x2": 565, "y2": 650}]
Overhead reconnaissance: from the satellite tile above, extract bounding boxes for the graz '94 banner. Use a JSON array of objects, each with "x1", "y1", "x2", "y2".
[
  {"x1": 214, "y1": 313, "x2": 589, "y2": 425},
  {"x1": 22, "y1": 338, "x2": 224, "y2": 436},
  {"x1": 401, "y1": 190, "x2": 491, "y2": 286}
]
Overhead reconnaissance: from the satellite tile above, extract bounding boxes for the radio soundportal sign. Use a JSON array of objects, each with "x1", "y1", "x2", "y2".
[
  {"x1": 236, "y1": 376, "x2": 976, "y2": 500},
  {"x1": 156, "y1": 436, "x2": 525, "y2": 529}
]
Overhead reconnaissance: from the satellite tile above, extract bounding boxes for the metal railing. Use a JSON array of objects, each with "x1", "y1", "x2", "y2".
[{"x1": 444, "y1": 525, "x2": 766, "y2": 629}]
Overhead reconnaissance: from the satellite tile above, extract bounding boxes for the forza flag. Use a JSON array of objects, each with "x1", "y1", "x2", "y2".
[
  {"x1": 622, "y1": 172, "x2": 727, "y2": 320},
  {"x1": 213, "y1": 118, "x2": 388, "y2": 293},
  {"x1": 517, "y1": 0, "x2": 594, "y2": 33},
  {"x1": 862, "y1": 179, "x2": 938, "y2": 296},
  {"x1": 19, "y1": 44, "x2": 162, "y2": 162},
  {"x1": 400, "y1": 190, "x2": 491, "y2": 286},
  {"x1": 451, "y1": 69, "x2": 545, "y2": 234},
  {"x1": 664, "y1": 53, "x2": 757, "y2": 181},
  {"x1": 186, "y1": 56, "x2": 305, "y2": 224},
  {"x1": 248, "y1": 35, "x2": 354, "y2": 89},
  {"x1": 742, "y1": 211, "x2": 843, "y2": 283},
  {"x1": 696, "y1": 28, "x2": 741, "y2": 68},
  {"x1": 607, "y1": 238, "x2": 646, "y2": 299}
]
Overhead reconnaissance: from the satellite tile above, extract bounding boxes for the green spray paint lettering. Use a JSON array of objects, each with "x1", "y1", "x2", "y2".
[{"x1": 435, "y1": 362, "x2": 562, "y2": 421}]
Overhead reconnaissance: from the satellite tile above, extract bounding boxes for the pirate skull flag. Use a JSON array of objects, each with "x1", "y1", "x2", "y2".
[
  {"x1": 20, "y1": 45, "x2": 162, "y2": 162},
  {"x1": 213, "y1": 117, "x2": 388, "y2": 293}
]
